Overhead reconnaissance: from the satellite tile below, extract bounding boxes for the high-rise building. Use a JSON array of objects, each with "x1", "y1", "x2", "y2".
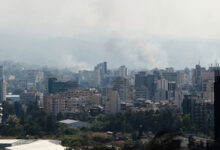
[
  {"x1": 48, "y1": 77, "x2": 78, "y2": 94},
  {"x1": 135, "y1": 72, "x2": 148, "y2": 100},
  {"x1": 214, "y1": 70, "x2": 220, "y2": 148},
  {"x1": 145, "y1": 75, "x2": 156, "y2": 100},
  {"x1": 135, "y1": 87, "x2": 148, "y2": 100},
  {"x1": 105, "y1": 90, "x2": 121, "y2": 114},
  {"x1": 113, "y1": 77, "x2": 129, "y2": 101},
  {"x1": 0, "y1": 103, "x2": 2, "y2": 124},
  {"x1": 94, "y1": 62, "x2": 107, "y2": 74},
  {"x1": 0, "y1": 66, "x2": 6, "y2": 102},
  {"x1": 192, "y1": 64, "x2": 203, "y2": 91},
  {"x1": 182, "y1": 95, "x2": 214, "y2": 130},
  {"x1": 20, "y1": 91, "x2": 43, "y2": 104},
  {"x1": 118, "y1": 66, "x2": 128, "y2": 78},
  {"x1": 78, "y1": 70, "x2": 100, "y2": 87},
  {"x1": 157, "y1": 79, "x2": 168, "y2": 91},
  {"x1": 94, "y1": 62, "x2": 108, "y2": 86},
  {"x1": 155, "y1": 79, "x2": 168, "y2": 101},
  {"x1": 135, "y1": 72, "x2": 147, "y2": 88},
  {"x1": 202, "y1": 80, "x2": 214, "y2": 101},
  {"x1": 135, "y1": 72, "x2": 156, "y2": 100},
  {"x1": 162, "y1": 72, "x2": 177, "y2": 83},
  {"x1": 168, "y1": 82, "x2": 176, "y2": 101},
  {"x1": 182, "y1": 95, "x2": 197, "y2": 121}
]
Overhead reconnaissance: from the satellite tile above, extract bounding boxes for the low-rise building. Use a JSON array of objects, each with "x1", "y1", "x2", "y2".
[
  {"x1": 6, "y1": 94, "x2": 20, "y2": 102},
  {"x1": 0, "y1": 140, "x2": 65, "y2": 150},
  {"x1": 59, "y1": 119, "x2": 90, "y2": 128}
]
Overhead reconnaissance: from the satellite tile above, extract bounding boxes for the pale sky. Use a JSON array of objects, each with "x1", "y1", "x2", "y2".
[{"x1": 0, "y1": 0, "x2": 220, "y2": 70}]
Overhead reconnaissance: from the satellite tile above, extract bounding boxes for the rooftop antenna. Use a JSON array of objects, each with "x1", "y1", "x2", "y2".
[{"x1": 215, "y1": 59, "x2": 218, "y2": 67}]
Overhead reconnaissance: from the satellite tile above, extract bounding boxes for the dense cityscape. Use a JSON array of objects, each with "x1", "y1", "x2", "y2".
[
  {"x1": 0, "y1": 60, "x2": 219, "y2": 149},
  {"x1": 1, "y1": 0, "x2": 220, "y2": 150}
]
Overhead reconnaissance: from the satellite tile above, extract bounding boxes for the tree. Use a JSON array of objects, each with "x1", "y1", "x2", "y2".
[
  {"x1": 148, "y1": 130, "x2": 182, "y2": 150},
  {"x1": 57, "y1": 112, "x2": 64, "y2": 121}
]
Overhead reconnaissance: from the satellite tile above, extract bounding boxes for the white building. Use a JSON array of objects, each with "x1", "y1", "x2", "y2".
[
  {"x1": 0, "y1": 140, "x2": 65, "y2": 150},
  {"x1": 59, "y1": 119, "x2": 90, "y2": 128},
  {"x1": 118, "y1": 66, "x2": 128, "y2": 78}
]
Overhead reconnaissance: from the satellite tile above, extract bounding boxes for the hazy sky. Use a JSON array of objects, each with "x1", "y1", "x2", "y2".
[{"x1": 1, "y1": 0, "x2": 220, "y2": 71}]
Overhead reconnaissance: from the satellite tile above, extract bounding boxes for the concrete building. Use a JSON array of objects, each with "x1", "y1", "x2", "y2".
[
  {"x1": 192, "y1": 64, "x2": 204, "y2": 91},
  {"x1": 155, "y1": 79, "x2": 168, "y2": 101},
  {"x1": 94, "y1": 62, "x2": 107, "y2": 75},
  {"x1": 182, "y1": 95, "x2": 214, "y2": 130},
  {"x1": 78, "y1": 69, "x2": 104, "y2": 87},
  {"x1": 118, "y1": 65, "x2": 128, "y2": 78},
  {"x1": 6, "y1": 94, "x2": 20, "y2": 102},
  {"x1": 135, "y1": 72, "x2": 148, "y2": 101},
  {"x1": 0, "y1": 140, "x2": 65, "y2": 150},
  {"x1": 20, "y1": 91, "x2": 43, "y2": 104},
  {"x1": 157, "y1": 79, "x2": 168, "y2": 91},
  {"x1": 44, "y1": 94, "x2": 66, "y2": 116},
  {"x1": 193, "y1": 99, "x2": 214, "y2": 130},
  {"x1": 182, "y1": 95, "x2": 198, "y2": 121},
  {"x1": 134, "y1": 72, "x2": 156, "y2": 100},
  {"x1": 135, "y1": 71, "x2": 147, "y2": 88},
  {"x1": 0, "y1": 103, "x2": 2, "y2": 124},
  {"x1": 144, "y1": 75, "x2": 156, "y2": 100},
  {"x1": 162, "y1": 72, "x2": 177, "y2": 83},
  {"x1": 44, "y1": 89, "x2": 101, "y2": 116},
  {"x1": 202, "y1": 80, "x2": 214, "y2": 101},
  {"x1": 94, "y1": 62, "x2": 108, "y2": 86},
  {"x1": 112, "y1": 77, "x2": 129, "y2": 101},
  {"x1": 0, "y1": 66, "x2": 6, "y2": 102},
  {"x1": 105, "y1": 90, "x2": 121, "y2": 114},
  {"x1": 214, "y1": 69, "x2": 220, "y2": 148},
  {"x1": 168, "y1": 82, "x2": 176, "y2": 101},
  {"x1": 135, "y1": 86, "x2": 149, "y2": 101},
  {"x1": 48, "y1": 77, "x2": 78, "y2": 94}
]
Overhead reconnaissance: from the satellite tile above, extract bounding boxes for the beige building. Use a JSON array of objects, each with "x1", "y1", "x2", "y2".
[
  {"x1": 202, "y1": 80, "x2": 214, "y2": 101},
  {"x1": 43, "y1": 89, "x2": 101, "y2": 116},
  {"x1": 157, "y1": 79, "x2": 168, "y2": 90},
  {"x1": 113, "y1": 77, "x2": 129, "y2": 102},
  {"x1": 105, "y1": 90, "x2": 121, "y2": 114}
]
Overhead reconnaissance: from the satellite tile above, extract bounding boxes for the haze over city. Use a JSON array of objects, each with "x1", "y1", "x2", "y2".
[
  {"x1": 2, "y1": 0, "x2": 220, "y2": 150},
  {"x1": 1, "y1": 0, "x2": 220, "y2": 70}
]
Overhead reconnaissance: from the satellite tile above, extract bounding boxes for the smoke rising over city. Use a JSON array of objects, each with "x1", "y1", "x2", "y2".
[
  {"x1": 0, "y1": 0, "x2": 220, "y2": 70},
  {"x1": 1, "y1": 1, "x2": 220, "y2": 149}
]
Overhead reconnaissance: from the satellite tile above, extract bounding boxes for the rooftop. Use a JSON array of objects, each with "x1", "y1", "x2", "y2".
[
  {"x1": 59, "y1": 119, "x2": 78, "y2": 124},
  {"x1": 0, "y1": 140, "x2": 65, "y2": 150}
]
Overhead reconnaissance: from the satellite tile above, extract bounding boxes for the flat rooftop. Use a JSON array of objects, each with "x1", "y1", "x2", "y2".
[
  {"x1": 59, "y1": 119, "x2": 78, "y2": 124},
  {"x1": 0, "y1": 139, "x2": 65, "y2": 150}
]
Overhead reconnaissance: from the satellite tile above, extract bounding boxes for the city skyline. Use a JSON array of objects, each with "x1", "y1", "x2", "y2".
[{"x1": 0, "y1": 1, "x2": 219, "y2": 149}]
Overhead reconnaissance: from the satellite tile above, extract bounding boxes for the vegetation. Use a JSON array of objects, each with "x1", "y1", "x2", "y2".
[
  {"x1": 0, "y1": 101, "x2": 59, "y2": 138},
  {"x1": 0, "y1": 101, "x2": 214, "y2": 149},
  {"x1": 90, "y1": 109, "x2": 212, "y2": 137},
  {"x1": 148, "y1": 130, "x2": 182, "y2": 150}
]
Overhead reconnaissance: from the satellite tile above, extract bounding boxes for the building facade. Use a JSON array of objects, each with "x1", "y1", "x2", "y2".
[
  {"x1": 113, "y1": 77, "x2": 129, "y2": 101},
  {"x1": 0, "y1": 66, "x2": 6, "y2": 102}
]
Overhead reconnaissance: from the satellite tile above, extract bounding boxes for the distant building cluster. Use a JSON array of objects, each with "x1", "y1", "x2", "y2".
[{"x1": 0, "y1": 61, "x2": 218, "y2": 131}]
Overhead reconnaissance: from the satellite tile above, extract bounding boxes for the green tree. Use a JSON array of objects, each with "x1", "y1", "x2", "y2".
[{"x1": 148, "y1": 130, "x2": 182, "y2": 150}]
